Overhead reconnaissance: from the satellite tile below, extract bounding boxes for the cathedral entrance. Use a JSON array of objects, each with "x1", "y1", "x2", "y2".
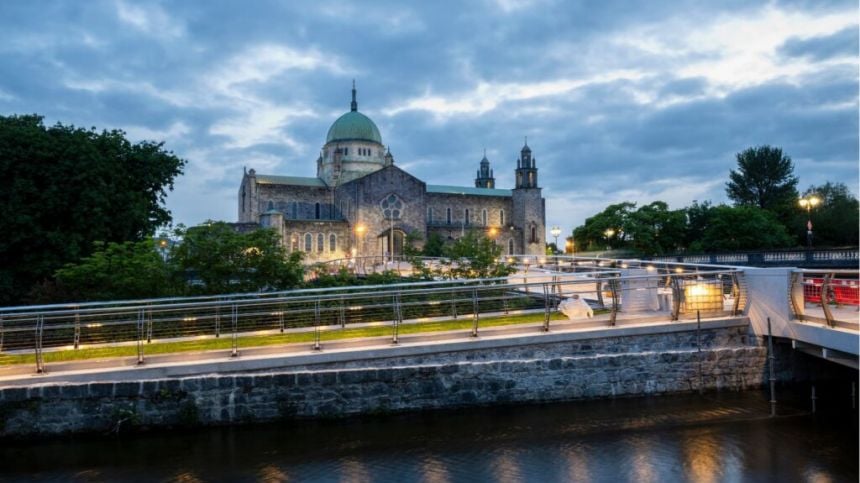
[{"x1": 378, "y1": 229, "x2": 405, "y2": 258}]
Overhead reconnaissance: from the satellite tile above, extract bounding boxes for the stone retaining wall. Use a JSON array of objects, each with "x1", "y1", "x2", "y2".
[{"x1": 0, "y1": 323, "x2": 774, "y2": 438}]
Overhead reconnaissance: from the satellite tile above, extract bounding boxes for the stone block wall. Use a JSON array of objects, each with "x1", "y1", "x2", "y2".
[{"x1": 0, "y1": 324, "x2": 777, "y2": 438}]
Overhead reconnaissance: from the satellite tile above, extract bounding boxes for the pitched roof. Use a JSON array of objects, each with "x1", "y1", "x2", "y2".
[
  {"x1": 426, "y1": 184, "x2": 512, "y2": 197},
  {"x1": 255, "y1": 175, "x2": 327, "y2": 187}
]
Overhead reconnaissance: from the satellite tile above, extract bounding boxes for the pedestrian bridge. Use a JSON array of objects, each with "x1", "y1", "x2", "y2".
[{"x1": 0, "y1": 256, "x2": 856, "y2": 385}]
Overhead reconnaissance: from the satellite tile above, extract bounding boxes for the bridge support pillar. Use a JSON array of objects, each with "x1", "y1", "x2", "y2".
[{"x1": 744, "y1": 267, "x2": 796, "y2": 339}]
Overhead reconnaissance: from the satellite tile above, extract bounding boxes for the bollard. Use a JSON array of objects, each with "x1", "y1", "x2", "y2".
[{"x1": 767, "y1": 317, "x2": 777, "y2": 417}]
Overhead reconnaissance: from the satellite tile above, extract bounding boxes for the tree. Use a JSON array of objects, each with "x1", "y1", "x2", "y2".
[
  {"x1": 442, "y1": 231, "x2": 514, "y2": 279},
  {"x1": 699, "y1": 205, "x2": 793, "y2": 251},
  {"x1": 572, "y1": 202, "x2": 636, "y2": 251},
  {"x1": 50, "y1": 240, "x2": 179, "y2": 302},
  {"x1": 172, "y1": 222, "x2": 304, "y2": 295},
  {"x1": 422, "y1": 232, "x2": 445, "y2": 257},
  {"x1": 726, "y1": 145, "x2": 798, "y2": 223},
  {"x1": 0, "y1": 115, "x2": 186, "y2": 305},
  {"x1": 625, "y1": 201, "x2": 687, "y2": 255},
  {"x1": 683, "y1": 200, "x2": 714, "y2": 252},
  {"x1": 795, "y1": 182, "x2": 860, "y2": 247}
]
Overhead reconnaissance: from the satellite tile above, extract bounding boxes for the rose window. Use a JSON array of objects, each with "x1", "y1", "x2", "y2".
[{"x1": 381, "y1": 194, "x2": 404, "y2": 219}]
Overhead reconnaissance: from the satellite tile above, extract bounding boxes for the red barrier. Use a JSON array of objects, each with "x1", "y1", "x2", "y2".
[{"x1": 803, "y1": 278, "x2": 860, "y2": 306}]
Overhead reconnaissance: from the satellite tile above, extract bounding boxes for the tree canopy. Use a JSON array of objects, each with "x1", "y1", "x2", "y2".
[
  {"x1": 726, "y1": 145, "x2": 798, "y2": 223},
  {"x1": 794, "y1": 182, "x2": 860, "y2": 247},
  {"x1": 0, "y1": 114, "x2": 186, "y2": 305}
]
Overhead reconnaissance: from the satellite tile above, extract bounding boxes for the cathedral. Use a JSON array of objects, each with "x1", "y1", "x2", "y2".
[{"x1": 237, "y1": 85, "x2": 545, "y2": 262}]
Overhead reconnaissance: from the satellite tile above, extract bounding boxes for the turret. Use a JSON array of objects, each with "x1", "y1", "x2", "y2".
[{"x1": 475, "y1": 150, "x2": 495, "y2": 188}]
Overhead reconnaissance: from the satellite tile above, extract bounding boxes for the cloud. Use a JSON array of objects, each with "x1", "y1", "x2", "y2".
[
  {"x1": 779, "y1": 26, "x2": 859, "y2": 61},
  {"x1": 114, "y1": 0, "x2": 184, "y2": 39}
]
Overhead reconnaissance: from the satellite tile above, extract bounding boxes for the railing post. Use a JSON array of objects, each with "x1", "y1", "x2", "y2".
[
  {"x1": 471, "y1": 288, "x2": 479, "y2": 337},
  {"x1": 671, "y1": 277, "x2": 682, "y2": 321},
  {"x1": 596, "y1": 280, "x2": 604, "y2": 308},
  {"x1": 542, "y1": 283, "x2": 551, "y2": 332},
  {"x1": 339, "y1": 296, "x2": 346, "y2": 329},
  {"x1": 788, "y1": 272, "x2": 803, "y2": 321},
  {"x1": 279, "y1": 304, "x2": 286, "y2": 333},
  {"x1": 0, "y1": 315, "x2": 4, "y2": 353},
  {"x1": 313, "y1": 300, "x2": 321, "y2": 351},
  {"x1": 136, "y1": 308, "x2": 145, "y2": 365},
  {"x1": 731, "y1": 273, "x2": 742, "y2": 316},
  {"x1": 608, "y1": 278, "x2": 618, "y2": 327},
  {"x1": 73, "y1": 307, "x2": 80, "y2": 350},
  {"x1": 451, "y1": 288, "x2": 458, "y2": 319},
  {"x1": 821, "y1": 273, "x2": 835, "y2": 327},
  {"x1": 214, "y1": 300, "x2": 221, "y2": 338},
  {"x1": 767, "y1": 317, "x2": 777, "y2": 417},
  {"x1": 34, "y1": 314, "x2": 44, "y2": 374},
  {"x1": 230, "y1": 303, "x2": 239, "y2": 358},
  {"x1": 392, "y1": 293, "x2": 402, "y2": 344},
  {"x1": 696, "y1": 310, "x2": 703, "y2": 395},
  {"x1": 146, "y1": 305, "x2": 153, "y2": 343}
]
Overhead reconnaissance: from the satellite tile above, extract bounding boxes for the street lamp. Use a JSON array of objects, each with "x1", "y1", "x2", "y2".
[
  {"x1": 158, "y1": 238, "x2": 169, "y2": 262},
  {"x1": 550, "y1": 226, "x2": 561, "y2": 253},
  {"x1": 603, "y1": 228, "x2": 615, "y2": 251},
  {"x1": 799, "y1": 195, "x2": 821, "y2": 248},
  {"x1": 354, "y1": 223, "x2": 366, "y2": 257}
]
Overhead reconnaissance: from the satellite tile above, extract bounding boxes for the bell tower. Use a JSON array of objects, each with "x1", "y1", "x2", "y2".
[{"x1": 511, "y1": 138, "x2": 545, "y2": 255}]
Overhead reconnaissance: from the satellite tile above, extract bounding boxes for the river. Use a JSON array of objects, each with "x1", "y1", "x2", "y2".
[{"x1": 1, "y1": 386, "x2": 856, "y2": 482}]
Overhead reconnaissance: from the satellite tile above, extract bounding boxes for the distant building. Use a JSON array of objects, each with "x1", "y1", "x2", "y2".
[{"x1": 237, "y1": 84, "x2": 545, "y2": 262}]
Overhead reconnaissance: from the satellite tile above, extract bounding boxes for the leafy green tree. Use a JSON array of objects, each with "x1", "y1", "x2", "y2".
[
  {"x1": 683, "y1": 200, "x2": 715, "y2": 252},
  {"x1": 172, "y1": 222, "x2": 304, "y2": 294},
  {"x1": 422, "y1": 232, "x2": 446, "y2": 257},
  {"x1": 572, "y1": 202, "x2": 635, "y2": 251},
  {"x1": 442, "y1": 231, "x2": 514, "y2": 279},
  {"x1": 51, "y1": 240, "x2": 179, "y2": 302},
  {"x1": 726, "y1": 145, "x2": 799, "y2": 223},
  {"x1": 795, "y1": 182, "x2": 860, "y2": 247},
  {"x1": 0, "y1": 115, "x2": 186, "y2": 305},
  {"x1": 625, "y1": 201, "x2": 687, "y2": 255},
  {"x1": 699, "y1": 205, "x2": 793, "y2": 251}
]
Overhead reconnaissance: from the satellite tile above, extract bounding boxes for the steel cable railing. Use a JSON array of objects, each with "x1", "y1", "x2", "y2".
[{"x1": 0, "y1": 266, "x2": 746, "y2": 374}]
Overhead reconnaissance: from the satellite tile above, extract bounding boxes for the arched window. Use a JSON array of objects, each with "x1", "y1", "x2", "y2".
[
  {"x1": 530, "y1": 226, "x2": 536, "y2": 243},
  {"x1": 315, "y1": 202, "x2": 321, "y2": 220},
  {"x1": 317, "y1": 233, "x2": 324, "y2": 253},
  {"x1": 482, "y1": 209, "x2": 488, "y2": 226},
  {"x1": 464, "y1": 209, "x2": 470, "y2": 226},
  {"x1": 427, "y1": 207, "x2": 433, "y2": 223},
  {"x1": 241, "y1": 188, "x2": 246, "y2": 213},
  {"x1": 446, "y1": 207, "x2": 452, "y2": 225},
  {"x1": 291, "y1": 202, "x2": 298, "y2": 219},
  {"x1": 267, "y1": 200, "x2": 274, "y2": 211},
  {"x1": 499, "y1": 209, "x2": 505, "y2": 226},
  {"x1": 329, "y1": 234, "x2": 337, "y2": 252},
  {"x1": 304, "y1": 233, "x2": 312, "y2": 252},
  {"x1": 508, "y1": 239, "x2": 514, "y2": 255}
]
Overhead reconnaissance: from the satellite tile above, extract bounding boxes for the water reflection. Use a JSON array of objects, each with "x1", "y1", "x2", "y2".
[{"x1": 0, "y1": 391, "x2": 856, "y2": 482}]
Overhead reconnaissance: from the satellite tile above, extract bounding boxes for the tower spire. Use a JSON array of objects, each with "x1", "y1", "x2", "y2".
[{"x1": 351, "y1": 80, "x2": 357, "y2": 112}]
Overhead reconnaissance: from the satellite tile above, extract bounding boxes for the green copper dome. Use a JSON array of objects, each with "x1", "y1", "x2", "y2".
[{"x1": 325, "y1": 110, "x2": 382, "y2": 144}]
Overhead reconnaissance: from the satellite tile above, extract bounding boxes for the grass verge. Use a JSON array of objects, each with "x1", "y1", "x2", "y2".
[{"x1": 0, "y1": 311, "x2": 578, "y2": 367}]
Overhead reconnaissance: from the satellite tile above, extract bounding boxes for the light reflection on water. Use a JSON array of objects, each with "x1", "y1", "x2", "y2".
[{"x1": 0, "y1": 391, "x2": 856, "y2": 482}]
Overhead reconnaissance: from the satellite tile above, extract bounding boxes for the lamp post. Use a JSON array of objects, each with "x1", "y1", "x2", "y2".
[
  {"x1": 799, "y1": 195, "x2": 821, "y2": 248},
  {"x1": 158, "y1": 239, "x2": 169, "y2": 262},
  {"x1": 603, "y1": 228, "x2": 615, "y2": 251},
  {"x1": 354, "y1": 223, "x2": 366, "y2": 257},
  {"x1": 550, "y1": 226, "x2": 561, "y2": 254}
]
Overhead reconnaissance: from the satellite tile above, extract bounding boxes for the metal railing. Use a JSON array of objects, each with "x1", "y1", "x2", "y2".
[
  {"x1": 0, "y1": 266, "x2": 745, "y2": 374},
  {"x1": 790, "y1": 269, "x2": 859, "y2": 329}
]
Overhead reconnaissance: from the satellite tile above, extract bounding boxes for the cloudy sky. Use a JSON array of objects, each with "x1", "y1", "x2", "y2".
[{"x1": 1, "y1": 0, "x2": 857, "y2": 236}]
